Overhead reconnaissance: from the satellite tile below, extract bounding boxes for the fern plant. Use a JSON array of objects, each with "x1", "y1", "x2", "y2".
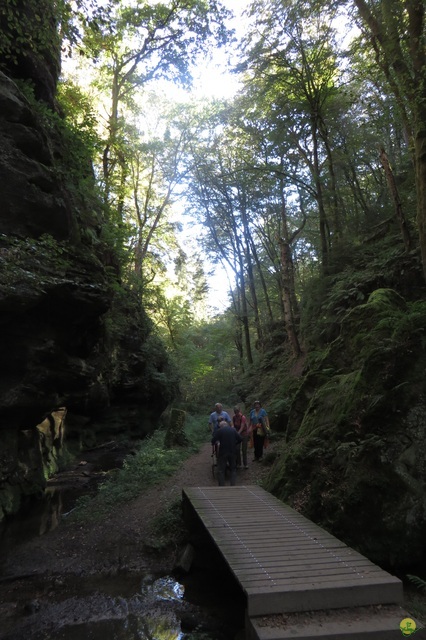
[{"x1": 407, "y1": 574, "x2": 426, "y2": 592}]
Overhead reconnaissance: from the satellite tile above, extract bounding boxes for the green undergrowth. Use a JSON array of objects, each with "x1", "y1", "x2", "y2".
[
  {"x1": 70, "y1": 413, "x2": 206, "y2": 523},
  {"x1": 144, "y1": 498, "x2": 188, "y2": 553},
  {"x1": 404, "y1": 576, "x2": 426, "y2": 626}
]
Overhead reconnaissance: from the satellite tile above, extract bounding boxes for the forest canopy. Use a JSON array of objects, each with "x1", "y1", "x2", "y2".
[
  {"x1": 1, "y1": 0, "x2": 425, "y2": 407},
  {"x1": 2, "y1": 0, "x2": 426, "y2": 576}
]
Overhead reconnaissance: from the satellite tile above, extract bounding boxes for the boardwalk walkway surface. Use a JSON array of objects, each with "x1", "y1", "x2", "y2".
[{"x1": 182, "y1": 485, "x2": 419, "y2": 639}]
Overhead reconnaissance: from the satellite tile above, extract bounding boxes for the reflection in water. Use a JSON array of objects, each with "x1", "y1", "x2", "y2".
[
  {"x1": 137, "y1": 611, "x2": 184, "y2": 640},
  {"x1": 45, "y1": 615, "x2": 184, "y2": 640},
  {"x1": 46, "y1": 610, "x2": 185, "y2": 640},
  {"x1": 140, "y1": 576, "x2": 185, "y2": 602},
  {"x1": 0, "y1": 486, "x2": 85, "y2": 556},
  {"x1": 1, "y1": 497, "x2": 242, "y2": 640},
  {"x1": 23, "y1": 577, "x2": 187, "y2": 640},
  {"x1": 3, "y1": 569, "x2": 242, "y2": 640}
]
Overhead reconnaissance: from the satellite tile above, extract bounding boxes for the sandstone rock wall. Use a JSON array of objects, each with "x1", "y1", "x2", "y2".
[{"x1": 0, "y1": 7, "x2": 177, "y2": 519}]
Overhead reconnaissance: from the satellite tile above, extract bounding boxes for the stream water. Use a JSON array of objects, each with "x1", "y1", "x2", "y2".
[
  {"x1": 1, "y1": 566, "x2": 245, "y2": 640},
  {"x1": 0, "y1": 481, "x2": 245, "y2": 640},
  {"x1": 0, "y1": 486, "x2": 86, "y2": 549},
  {"x1": 3, "y1": 569, "x2": 245, "y2": 640}
]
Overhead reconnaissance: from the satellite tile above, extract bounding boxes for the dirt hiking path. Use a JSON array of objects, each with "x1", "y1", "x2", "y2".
[{"x1": 1, "y1": 440, "x2": 274, "y2": 581}]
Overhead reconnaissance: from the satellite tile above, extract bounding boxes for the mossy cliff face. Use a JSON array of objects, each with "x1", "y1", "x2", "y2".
[
  {"x1": 0, "y1": 3, "x2": 177, "y2": 519},
  {"x1": 265, "y1": 288, "x2": 426, "y2": 569}
]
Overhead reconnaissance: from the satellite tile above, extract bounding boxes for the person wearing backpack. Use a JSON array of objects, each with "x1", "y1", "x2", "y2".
[
  {"x1": 232, "y1": 406, "x2": 249, "y2": 469},
  {"x1": 249, "y1": 400, "x2": 270, "y2": 462}
]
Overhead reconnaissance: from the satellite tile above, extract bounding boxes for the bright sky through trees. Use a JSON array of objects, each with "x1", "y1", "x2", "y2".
[
  {"x1": 163, "y1": 0, "x2": 251, "y2": 314},
  {"x1": 64, "y1": 0, "x2": 359, "y2": 316},
  {"x1": 170, "y1": 0, "x2": 360, "y2": 314},
  {"x1": 191, "y1": 0, "x2": 249, "y2": 99}
]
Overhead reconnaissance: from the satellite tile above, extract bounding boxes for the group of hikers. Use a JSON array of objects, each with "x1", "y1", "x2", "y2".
[{"x1": 208, "y1": 401, "x2": 270, "y2": 487}]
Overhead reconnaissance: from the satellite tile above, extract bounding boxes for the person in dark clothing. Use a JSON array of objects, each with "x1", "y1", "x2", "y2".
[{"x1": 211, "y1": 420, "x2": 242, "y2": 486}]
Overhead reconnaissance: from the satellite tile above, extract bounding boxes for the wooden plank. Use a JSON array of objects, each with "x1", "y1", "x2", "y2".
[
  {"x1": 205, "y1": 532, "x2": 342, "y2": 547},
  {"x1": 230, "y1": 564, "x2": 380, "y2": 577},
  {"x1": 225, "y1": 554, "x2": 375, "y2": 568},
  {"x1": 220, "y1": 552, "x2": 367, "y2": 568},
  {"x1": 225, "y1": 562, "x2": 376, "y2": 577},
  {"x1": 224, "y1": 554, "x2": 367, "y2": 567},
  {"x1": 204, "y1": 531, "x2": 351, "y2": 548},
  {"x1": 246, "y1": 604, "x2": 411, "y2": 640},
  {"x1": 198, "y1": 521, "x2": 340, "y2": 536},
  {"x1": 233, "y1": 565, "x2": 387, "y2": 580},
  {"x1": 238, "y1": 576, "x2": 400, "y2": 594},
  {"x1": 182, "y1": 486, "x2": 403, "y2": 616},
  {"x1": 223, "y1": 547, "x2": 367, "y2": 560},
  {"x1": 245, "y1": 579, "x2": 403, "y2": 616},
  {"x1": 204, "y1": 537, "x2": 349, "y2": 552},
  {"x1": 224, "y1": 554, "x2": 366, "y2": 567}
]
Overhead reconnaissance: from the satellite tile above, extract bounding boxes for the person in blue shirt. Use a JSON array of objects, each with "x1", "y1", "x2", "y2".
[
  {"x1": 211, "y1": 420, "x2": 242, "y2": 486},
  {"x1": 249, "y1": 400, "x2": 270, "y2": 462},
  {"x1": 208, "y1": 403, "x2": 231, "y2": 433}
]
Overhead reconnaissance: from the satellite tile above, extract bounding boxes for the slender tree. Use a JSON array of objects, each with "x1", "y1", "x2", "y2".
[
  {"x1": 351, "y1": 0, "x2": 426, "y2": 278},
  {"x1": 379, "y1": 145, "x2": 412, "y2": 250},
  {"x1": 81, "y1": 1, "x2": 230, "y2": 204},
  {"x1": 241, "y1": 0, "x2": 345, "y2": 271}
]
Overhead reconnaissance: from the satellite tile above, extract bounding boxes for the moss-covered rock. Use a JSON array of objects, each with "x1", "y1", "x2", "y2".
[
  {"x1": 164, "y1": 408, "x2": 188, "y2": 448},
  {"x1": 0, "y1": 9, "x2": 179, "y2": 516},
  {"x1": 0, "y1": 428, "x2": 45, "y2": 521},
  {"x1": 265, "y1": 289, "x2": 426, "y2": 570}
]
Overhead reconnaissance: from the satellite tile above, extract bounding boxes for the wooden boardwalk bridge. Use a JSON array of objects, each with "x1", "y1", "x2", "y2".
[{"x1": 182, "y1": 485, "x2": 415, "y2": 639}]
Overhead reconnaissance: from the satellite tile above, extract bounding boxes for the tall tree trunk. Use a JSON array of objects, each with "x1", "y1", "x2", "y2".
[
  {"x1": 279, "y1": 238, "x2": 302, "y2": 357},
  {"x1": 353, "y1": 0, "x2": 426, "y2": 279},
  {"x1": 241, "y1": 203, "x2": 263, "y2": 349},
  {"x1": 250, "y1": 238, "x2": 275, "y2": 323},
  {"x1": 206, "y1": 201, "x2": 254, "y2": 367},
  {"x1": 230, "y1": 288, "x2": 245, "y2": 374},
  {"x1": 414, "y1": 105, "x2": 426, "y2": 280},
  {"x1": 279, "y1": 182, "x2": 302, "y2": 358},
  {"x1": 237, "y1": 261, "x2": 253, "y2": 366},
  {"x1": 318, "y1": 117, "x2": 342, "y2": 240},
  {"x1": 102, "y1": 64, "x2": 121, "y2": 203},
  {"x1": 230, "y1": 266, "x2": 253, "y2": 367},
  {"x1": 343, "y1": 158, "x2": 373, "y2": 224},
  {"x1": 311, "y1": 119, "x2": 331, "y2": 272},
  {"x1": 379, "y1": 146, "x2": 412, "y2": 250}
]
